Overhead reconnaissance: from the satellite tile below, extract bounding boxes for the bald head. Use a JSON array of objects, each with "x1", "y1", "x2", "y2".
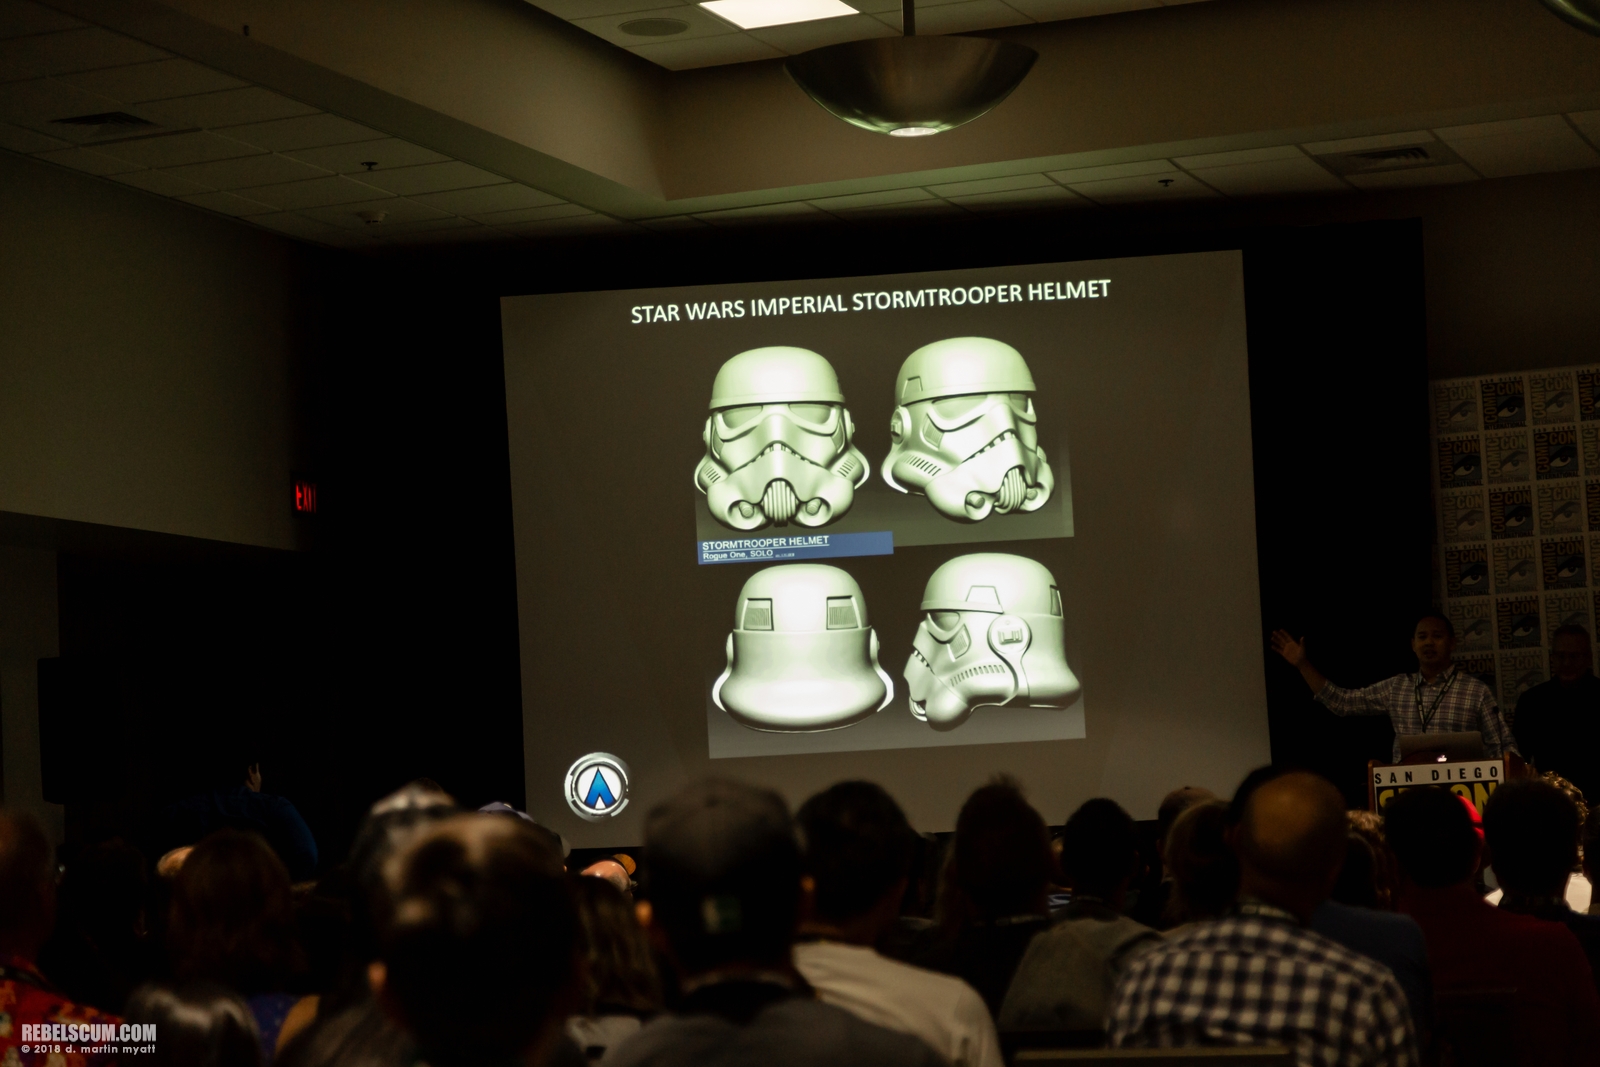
[{"x1": 1238, "y1": 772, "x2": 1348, "y2": 889}]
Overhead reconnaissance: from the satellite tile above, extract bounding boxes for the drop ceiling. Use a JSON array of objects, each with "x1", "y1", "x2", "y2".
[
  {"x1": 527, "y1": 0, "x2": 1213, "y2": 71},
  {"x1": 1, "y1": 0, "x2": 1598, "y2": 251}
]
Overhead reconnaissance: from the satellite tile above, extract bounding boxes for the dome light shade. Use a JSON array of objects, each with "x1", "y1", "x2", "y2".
[
  {"x1": 1541, "y1": 0, "x2": 1600, "y2": 33},
  {"x1": 785, "y1": 35, "x2": 1038, "y2": 137}
]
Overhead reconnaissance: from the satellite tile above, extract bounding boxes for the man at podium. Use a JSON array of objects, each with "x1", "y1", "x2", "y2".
[{"x1": 1271, "y1": 614, "x2": 1517, "y2": 761}]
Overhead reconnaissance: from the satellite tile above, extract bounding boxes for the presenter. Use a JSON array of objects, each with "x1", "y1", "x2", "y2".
[{"x1": 1269, "y1": 614, "x2": 1517, "y2": 761}]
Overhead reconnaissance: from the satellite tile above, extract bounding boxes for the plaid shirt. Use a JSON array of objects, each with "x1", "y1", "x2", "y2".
[
  {"x1": 1108, "y1": 904, "x2": 1418, "y2": 1067},
  {"x1": 1316, "y1": 667, "x2": 1516, "y2": 761}
]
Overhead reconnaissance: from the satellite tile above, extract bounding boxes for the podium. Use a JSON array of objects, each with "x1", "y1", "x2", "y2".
[{"x1": 1368, "y1": 758, "x2": 1507, "y2": 812}]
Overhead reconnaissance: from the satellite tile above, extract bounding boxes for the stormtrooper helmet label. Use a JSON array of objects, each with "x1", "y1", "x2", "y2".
[
  {"x1": 714, "y1": 563, "x2": 893, "y2": 732},
  {"x1": 881, "y1": 337, "x2": 1055, "y2": 523},
  {"x1": 696, "y1": 347, "x2": 870, "y2": 531},
  {"x1": 904, "y1": 553, "x2": 1080, "y2": 728}
]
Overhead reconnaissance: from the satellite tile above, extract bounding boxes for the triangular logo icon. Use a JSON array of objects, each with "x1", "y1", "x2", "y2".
[{"x1": 584, "y1": 768, "x2": 617, "y2": 810}]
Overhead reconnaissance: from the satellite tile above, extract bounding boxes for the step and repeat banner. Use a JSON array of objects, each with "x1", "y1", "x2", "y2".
[{"x1": 1433, "y1": 367, "x2": 1600, "y2": 713}]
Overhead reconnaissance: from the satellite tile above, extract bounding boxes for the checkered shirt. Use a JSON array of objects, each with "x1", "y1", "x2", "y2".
[
  {"x1": 1315, "y1": 667, "x2": 1516, "y2": 761},
  {"x1": 1107, "y1": 906, "x2": 1418, "y2": 1067}
]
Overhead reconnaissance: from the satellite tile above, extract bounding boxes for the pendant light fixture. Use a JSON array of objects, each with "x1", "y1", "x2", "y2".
[
  {"x1": 783, "y1": 0, "x2": 1037, "y2": 137},
  {"x1": 1540, "y1": 0, "x2": 1600, "y2": 34}
]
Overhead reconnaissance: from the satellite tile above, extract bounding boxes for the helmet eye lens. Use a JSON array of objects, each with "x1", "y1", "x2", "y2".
[
  {"x1": 790, "y1": 403, "x2": 832, "y2": 422},
  {"x1": 719, "y1": 405, "x2": 761, "y2": 428},
  {"x1": 932, "y1": 395, "x2": 984, "y2": 419},
  {"x1": 1009, "y1": 393, "x2": 1032, "y2": 415}
]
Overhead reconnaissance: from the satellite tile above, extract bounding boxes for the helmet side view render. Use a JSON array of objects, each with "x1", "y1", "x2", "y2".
[
  {"x1": 713, "y1": 563, "x2": 894, "y2": 732},
  {"x1": 904, "y1": 553, "x2": 1080, "y2": 729},
  {"x1": 881, "y1": 337, "x2": 1055, "y2": 523},
  {"x1": 695, "y1": 347, "x2": 871, "y2": 532}
]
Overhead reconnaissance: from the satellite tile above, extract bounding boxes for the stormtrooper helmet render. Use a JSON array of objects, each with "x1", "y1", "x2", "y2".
[
  {"x1": 904, "y1": 553, "x2": 1079, "y2": 729},
  {"x1": 695, "y1": 347, "x2": 870, "y2": 531},
  {"x1": 713, "y1": 563, "x2": 893, "y2": 732},
  {"x1": 881, "y1": 337, "x2": 1055, "y2": 523}
]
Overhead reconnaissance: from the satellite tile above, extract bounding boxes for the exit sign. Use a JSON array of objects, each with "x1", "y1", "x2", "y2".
[{"x1": 294, "y1": 479, "x2": 318, "y2": 514}]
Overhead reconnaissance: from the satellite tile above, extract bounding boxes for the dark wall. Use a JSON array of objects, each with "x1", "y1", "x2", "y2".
[{"x1": 52, "y1": 208, "x2": 1430, "y2": 866}]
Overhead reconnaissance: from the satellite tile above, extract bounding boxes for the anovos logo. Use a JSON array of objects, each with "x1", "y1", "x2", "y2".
[{"x1": 565, "y1": 753, "x2": 630, "y2": 820}]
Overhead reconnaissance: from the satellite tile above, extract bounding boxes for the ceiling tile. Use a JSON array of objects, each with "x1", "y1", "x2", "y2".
[
  {"x1": 300, "y1": 197, "x2": 452, "y2": 229},
  {"x1": 1343, "y1": 163, "x2": 1479, "y2": 190},
  {"x1": 383, "y1": 225, "x2": 521, "y2": 246},
  {"x1": 527, "y1": 0, "x2": 681, "y2": 20},
  {"x1": 0, "y1": 1, "x2": 86, "y2": 39},
  {"x1": 945, "y1": 184, "x2": 1086, "y2": 208},
  {"x1": 694, "y1": 201, "x2": 826, "y2": 224},
  {"x1": 0, "y1": 119, "x2": 63, "y2": 151},
  {"x1": 136, "y1": 87, "x2": 317, "y2": 129},
  {"x1": 808, "y1": 187, "x2": 936, "y2": 210},
  {"x1": 1433, "y1": 115, "x2": 1599, "y2": 178},
  {"x1": 109, "y1": 168, "x2": 211, "y2": 196},
  {"x1": 927, "y1": 172, "x2": 1055, "y2": 197},
  {"x1": 636, "y1": 215, "x2": 711, "y2": 231},
  {"x1": 627, "y1": 33, "x2": 783, "y2": 69},
  {"x1": 507, "y1": 214, "x2": 632, "y2": 236},
  {"x1": 366, "y1": 216, "x2": 483, "y2": 237},
  {"x1": 0, "y1": 28, "x2": 168, "y2": 82},
  {"x1": 283, "y1": 137, "x2": 449, "y2": 174},
  {"x1": 231, "y1": 175, "x2": 393, "y2": 210},
  {"x1": 1065, "y1": 169, "x2": 1218, "y2": 203},
  {"x1": 1299, "y1": 130, "x2": 1436, "y2": 156},
  {"x1": 59, "y1": 59, "x2": 246, "y2": 103},
  {"x1": 89, "y1": 130, "x2": 260, "y2": 167},
  {"x1": 1044, "y1": 158, "x2": 1169, "y2": 183},
  {"x1": 32, "y1": 145, "x2": 143, "y2": 175},
  {"x1": 218, "y1": 113, "x2": 384, "y2": 151},
  {"x1": 469, "y1": 202, "x2": 593, "y2": 224},
  {"x1": 1173, "y1": 144, "x2": 1303, "y2": 169},
  {"x1": 1184, "y1": 155, "x2": 1346, "y2": 196},
  {"x1": 249, "y1": 212, "x2": 344, "y2": 238},
  {"x1": 872, "y1": 0, "x2": 1031, "y2": 33},
  {"x1": 162, "y1": 153, "x2": 330, "y2": 190},
  {"x1": 747, "y1": 13, "x2": 896, "y2": 51},
  {"x1": 572, "y1": 5, "x2": 738, "y2": 46},
  {"x1": 357, "y1": 160, "x2": 507, "y2": 195},
  {"x1": 176, "y1": 190, "x2": 280, "y2": 217},
  {"x1": 1571, "y1": 111, "x2": 1600, "y2": 150},
  {"x1": 410, "y1": 182, "x2": 564, "y2": 214},
  {"x1": 0, "y1": 77, "x2": 124, "y2": 134},
  {"x1": 1003, "y1": 0, "x2": 1160, "y2": 18}
]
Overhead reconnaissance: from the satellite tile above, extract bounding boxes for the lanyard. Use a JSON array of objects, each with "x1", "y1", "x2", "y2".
[{"x1": 1414, "y1": 668, "x2": 1457, "y2": 732}]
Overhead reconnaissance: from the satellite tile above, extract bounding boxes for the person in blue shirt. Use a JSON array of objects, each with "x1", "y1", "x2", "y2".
[{"x1": 156, "y1": 757, "x2": 318, "y2": 881}]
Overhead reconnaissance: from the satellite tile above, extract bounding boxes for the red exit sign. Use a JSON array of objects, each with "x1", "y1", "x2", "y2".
[{"x1": 294, "y1": 480, "x2": 317, "y2": 514}]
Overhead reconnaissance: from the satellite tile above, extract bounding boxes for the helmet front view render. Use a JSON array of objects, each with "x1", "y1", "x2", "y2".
[
  {"x1": 904, "y1": 553, "x2": 1080, "y2": 729},
  {"x1": 881, "y1": 337, "x2": 1055, "y2": 523},
  {"x1": 713, "y1": 563, "x2": 893, "y2": 732},
  {"x1": 695, "y1": 347, "x2": 870, "y2": 532}
]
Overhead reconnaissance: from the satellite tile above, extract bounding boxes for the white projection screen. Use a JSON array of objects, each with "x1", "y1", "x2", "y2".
[{"x1": 502, "y1": 250, "x2": 1270, "y2": 846}]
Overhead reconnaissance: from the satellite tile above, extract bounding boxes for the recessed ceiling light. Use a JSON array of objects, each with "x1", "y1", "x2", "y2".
[
  {"x1": 888, "y1": 126, "x2": 938, "y2": 137},
  {"x1": 700, "y1": 0, "x2": 858, "y2": 30}
]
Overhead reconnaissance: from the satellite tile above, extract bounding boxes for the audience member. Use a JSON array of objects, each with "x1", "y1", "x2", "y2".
[
  {"x1": 370, "y1": 813, "x2": 584, "y2": 1067},
  {"x1": 1514, "y1": 624, "x2": 1600, "y2": 800},
  {"x1": 609, "y1": 779, "x2": 942, "y2": 1067},
  {"x1": 0, "y1": 809, "x2": 122, "y2": 1067},
  {"x1": 1345, "y1": 810, "x2": 1399, "y2": 909},
  {"x1": 1110, "y1": 771, "x2": 1417, "y2": 1066},
  {"x1": 157, "y1": 754, "x2": 318, "y2": 881},
  {"x1": 567, "y1": 873, "x2": 663, "y2": 1061},
  {"x1": 792, "y1": 781, "x2": 1001, "y2": 1067},
  {"x1": 1129, "y1": 787, "x2": 1214, "y2": 927},
  {"x1": 583, "y1": 859, "x2": 634, "y2": 894},
  {"x1": 1482, "y1": 778, "x2": 1600, "y2": 985},
  {"x1": 1386, "y1": 785, "x2": 1600, "y2": 1065},
  {"x1": 1586, "y1": 807, "x2": 1600, "y2": 916},
  {"x1": 124, "y1": 982, "x2": 262, "y2": 1067},
  {"x1": 38, "y1": 838, "x2": 154, "y2": 1013},
  {"x1": 168, "y1": 830, "x2": 307, "y2": 1058},
  {"x1": 904, "y1": 778, "x2": 1055, "y2": 1016},
  {"x1": 1000, "y1": 798, "x2": 1161, "y2": 1034},
  {"x1": 1160, "y1": 799, "x2": 1236, "y2": 927}
]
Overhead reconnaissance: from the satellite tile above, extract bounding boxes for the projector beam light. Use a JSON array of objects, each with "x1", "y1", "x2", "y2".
[{"x1": 700, "y1": 0, "x2": 858, "y2": 29}]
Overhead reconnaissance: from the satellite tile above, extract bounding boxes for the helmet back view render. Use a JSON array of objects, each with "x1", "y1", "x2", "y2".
[
  {"x1": 714, "y1": 563, "x2": 894, "y2": 732},
  {"x1": 881, "y1": 337, "x2": 1055, "y2": 523},
  {"x1": 695, "y1": 347, "x2": 870, "y2": 531},
  {"x1": 904, "y1": 553, "x2": 1080, "y2": 728}
]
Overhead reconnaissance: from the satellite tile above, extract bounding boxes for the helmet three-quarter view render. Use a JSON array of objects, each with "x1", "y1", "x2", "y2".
[
  {"x1": 881, "y1": 337, "x2": 1055, "y2": 523},
  {"x1": 713, "y1": 563, "x2": 894, "y2": 732},
  {"x1": 904, "y1": 553, "x2": 1079, "y2": 729},
  {"x1": 695, "y1": 347, "x2": 871, "y2": 531}
]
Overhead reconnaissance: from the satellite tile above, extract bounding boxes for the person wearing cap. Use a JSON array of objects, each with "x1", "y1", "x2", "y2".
[{"x1": 608, "y1": 779, "x2": 943, "y2": 1067}]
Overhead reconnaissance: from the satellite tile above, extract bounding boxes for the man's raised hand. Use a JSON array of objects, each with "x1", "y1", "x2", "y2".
[{"x1": 1270, "y1": 629, "x2": 1308, "y2": 667}]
